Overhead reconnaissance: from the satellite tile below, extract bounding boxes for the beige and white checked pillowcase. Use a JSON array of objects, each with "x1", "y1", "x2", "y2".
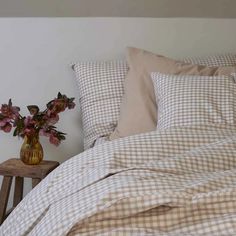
[
  {"x1": 73, "y1": 60, "x2": 128, "y2": 149},
  {"x1": 151, "y1": 72, "x2": 236, "y2": 130},
  {"x1": 183, "y1": 54, "x2": 236, "y2": 67}
]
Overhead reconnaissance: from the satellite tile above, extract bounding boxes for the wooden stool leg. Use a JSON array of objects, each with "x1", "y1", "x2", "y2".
[
  {"x1": 32, "y1": 178, "x2": 41, "y2": 188},
  {"x1": 0, "y1": 176, "x2": 13, "y2": 224},
  {"x1": 13, "y1": 177, "x2": 24, "y2": 207}
]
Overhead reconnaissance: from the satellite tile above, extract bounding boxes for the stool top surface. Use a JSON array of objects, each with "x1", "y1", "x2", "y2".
[{"x1": 0, "y1": 158, "x2": 59, "y2": 179}]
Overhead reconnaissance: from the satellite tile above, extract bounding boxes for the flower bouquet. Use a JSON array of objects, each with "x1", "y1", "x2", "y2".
[{"x1": 0, "y1": 92, "x2": 75, "y2": 165}]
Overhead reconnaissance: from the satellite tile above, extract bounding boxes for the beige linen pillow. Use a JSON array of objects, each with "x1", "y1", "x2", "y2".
[{"x1": 110, "y1": 47, "x2": 236, "y2": 140}]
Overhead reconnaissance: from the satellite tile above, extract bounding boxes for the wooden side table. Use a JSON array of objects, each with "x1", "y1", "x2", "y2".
[{"x1": 0, "y1": 158, "x2": 59, "y2": 225}]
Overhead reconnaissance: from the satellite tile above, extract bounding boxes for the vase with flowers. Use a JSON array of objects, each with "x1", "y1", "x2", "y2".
[{"x1": 0, "y1": 92, "x2": 75, "y2": 165}]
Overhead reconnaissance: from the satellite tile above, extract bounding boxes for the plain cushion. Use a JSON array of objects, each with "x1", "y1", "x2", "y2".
[{"x1": 110, "y1": 47, "x2": 236, "y2": 140}]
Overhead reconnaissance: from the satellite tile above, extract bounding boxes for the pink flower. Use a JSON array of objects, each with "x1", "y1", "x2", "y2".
[
  {"x1": 68, "y1": 101, "x2": 75, "y2": 109},
  {"x1": 11, "y1": 106, "x2": 20, "y2": 119},
  {"x1": 46, "y1": 112, "x2": 59, "y2": 125},
  {"x1": 0, "y1": 122, "x2": 12, "y2": 133},
  {"x1": 0, "y1": 104, "x2": 10, "y2": 115},
  {"x1": 0, "y1": 103, "x2": 20, "y2": 119},
  {"x1": 39, "y1": 128, "x2": 51, "y2": 137},
  {"x1": 49, "y1": 99, "x2": 67, "y2": 113},
  {"x1": 23, "y1": 128, "x2": 36, "y2": 137},
  {"x1": 0, "y1": 117, "x2": 11, "y2": 127},
  {"x1": 0, "y1": 118, "x2": 12, "y2": 133},
  {"x1": 24, "y1": 116, "x2": 35, "y2": 127},
  {"x1": 49, "y1": 134, "x2": 60, "y2": 146},
  {"x1": 0, "y1": 117, "x2": 13, "y2": 132}
]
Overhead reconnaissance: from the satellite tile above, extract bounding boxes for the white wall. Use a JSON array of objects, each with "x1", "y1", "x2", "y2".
[{"x1": 0, "y1": 17, "x2": 236, "y2": 201}]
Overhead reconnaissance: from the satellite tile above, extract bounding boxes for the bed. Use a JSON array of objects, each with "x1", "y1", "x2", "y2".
[
  {"x1": 1, "y1": 124, "x2": 236, "y2": 235},
  {"x1": 1, "y1": 19, "x2": 236, "y2": 235}
]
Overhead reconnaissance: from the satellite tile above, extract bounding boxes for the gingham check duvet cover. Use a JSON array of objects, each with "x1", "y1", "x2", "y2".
[{"x1": 1, "y1": 124, "x2": 236, "y2": 236}]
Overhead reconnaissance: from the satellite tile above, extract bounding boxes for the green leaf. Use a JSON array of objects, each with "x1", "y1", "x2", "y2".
[
  {"x1": 48, "y1": 125, "x2": 56, "y2": 129},
  {"x1": 15, "y1": 106, "x2": 20, "y2": 112},
  {"x1": 8, "y1": 99, "x2": 12, "y2": 107},
  {"x1": 27, "y1": 105, "x2": 39, "y2": 115},
  {"x1": 46, "y1": 100, "x2": 54, "y2": 109},
  {"x1": 0, "y1": 114, "x2": 5, "y2": 119},
  {"x1": 57, "y1": 92, "x2": 62, "y2": 99},
  {"x1": 58, "y1": 132, "x2": 67, "y2": 135},
  {"x1": 69, "y1": 98, "x2": 75, "y2": 103},
  {"x1": 33, "y1": 113, "x2": 44, "y2": 121},
  {"x1": 14, "y1": 118, "x2": 25, "y2": 136},
  {"x1": 13, "y1": 128, "x2": 18, "y2": 136}
]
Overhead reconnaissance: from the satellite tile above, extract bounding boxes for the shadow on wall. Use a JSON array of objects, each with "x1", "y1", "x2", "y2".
[{"x1": 0, "y1": 0, "x2": 235, "y2": 18}]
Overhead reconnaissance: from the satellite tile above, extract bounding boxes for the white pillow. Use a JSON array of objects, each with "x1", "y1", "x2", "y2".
[
  {"x1": 183, "y1": 54, "x2": 236, "y2": 67},
  {"x1": 151, "y1": 72, "x2": 236, "y2": 130},
  {"x1": 73, "y1": 60, "x2": 128, "y2": 149}
]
